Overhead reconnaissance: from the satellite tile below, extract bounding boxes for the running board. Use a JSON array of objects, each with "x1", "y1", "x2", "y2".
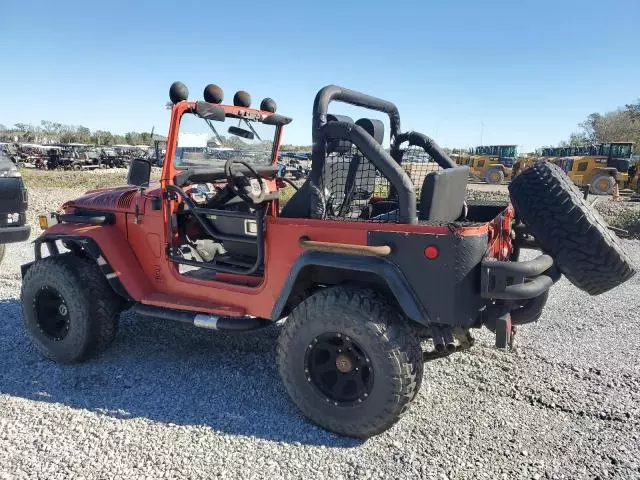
[{"x1": 134, "y1": 304, "x2": 271, "y2": 331}]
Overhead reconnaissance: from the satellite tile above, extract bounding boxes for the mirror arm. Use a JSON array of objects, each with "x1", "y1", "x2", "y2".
[{"x1": 243, "y1": 119, "x2": 262, "y2": 141}]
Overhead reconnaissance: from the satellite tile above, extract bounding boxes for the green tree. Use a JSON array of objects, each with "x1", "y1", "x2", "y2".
[
  {"x1": 626, "y1": 99, "x2": 640, "y2": 122},
  {"x1": 573, "y1": 104, "x2": 640, "y2": 154},
  {"x1": 76, "y1": 126, "x2": 91, "y2": 144}
]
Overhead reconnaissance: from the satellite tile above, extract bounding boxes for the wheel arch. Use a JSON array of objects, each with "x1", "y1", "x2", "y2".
[
  {"x1": 22, "y1": 234, "x2": 133, "y2": 302},
  {"x1": 271, "y1": 251, "x2": 430, "y2": 326}
]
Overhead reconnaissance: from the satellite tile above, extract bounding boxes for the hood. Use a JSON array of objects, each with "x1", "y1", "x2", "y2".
[{"x1": 63, "y1": 186, "x2": 139, "y2": 212}]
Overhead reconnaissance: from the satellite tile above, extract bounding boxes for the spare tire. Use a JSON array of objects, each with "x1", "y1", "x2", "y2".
[{"x1": 509, "y1": 161, "x2": 635, "y2": 295}]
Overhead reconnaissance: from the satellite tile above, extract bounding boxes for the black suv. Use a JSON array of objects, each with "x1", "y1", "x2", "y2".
[{"x1": 0, "y1": 150, "x2": 29, "y2": 263}]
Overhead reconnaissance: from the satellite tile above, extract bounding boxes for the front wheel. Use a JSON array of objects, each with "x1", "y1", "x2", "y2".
[
  {"x1": 276, "y1": 286, "x2": 423, "y2": 438},
  {"x1": 21, "y1": 254, "x2": 122, "y2": 363},
  {"x1": 589, "y1": 173, "x2": 615, "y2": 195},
  {"x1": 485, "y1": 167, "x2": 505, "y2": 184}
]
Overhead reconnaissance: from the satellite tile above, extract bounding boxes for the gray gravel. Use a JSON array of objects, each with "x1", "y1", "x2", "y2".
[{"x1": 1, "y1": 188, "x2": 639, "y2": 479}]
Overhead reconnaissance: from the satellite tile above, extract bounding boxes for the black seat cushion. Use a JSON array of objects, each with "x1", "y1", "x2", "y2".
[
  {"x1": 419, "y1": 166, "x2": 469, "y2": 222},
  {"x1": 279, "y1": 179, "x2": 326, "y2": 219}
]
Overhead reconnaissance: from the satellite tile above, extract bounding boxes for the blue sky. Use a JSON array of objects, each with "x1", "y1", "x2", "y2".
[{"x1": 1, "y1": 0, "x2": 638, "y2": 152}]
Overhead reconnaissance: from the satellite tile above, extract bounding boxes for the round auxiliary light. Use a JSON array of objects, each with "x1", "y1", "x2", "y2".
[
  {"x1": 169, "y1": 81, "x2": 189, "y2": 104},
  {"x1": 260, "y1": 97, "x2": 277, "y2": 113},
  {"x1": 424, "y1": 245, "x2": 439, "y2": 260},
  {"x1": 204, "y1": 84, "x2": 224, "y2": 104},
  {"x1": 233, "y1": 90, "x2": 251, "y2": 108}
]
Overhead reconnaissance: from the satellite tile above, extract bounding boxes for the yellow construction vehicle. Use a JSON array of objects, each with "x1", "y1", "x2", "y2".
[
  {"x1": 552, "y1": 142, "x2": 634, "y2": 195},
  {"x1": 512, "y1": 153, "x2": 537, "y2": 178},
  {"x1": 628, "y1": 158, "x2": 639, "y2": 193},
  {"x1": 456, "y1": 145, "x2": 518, "y2": 184}
]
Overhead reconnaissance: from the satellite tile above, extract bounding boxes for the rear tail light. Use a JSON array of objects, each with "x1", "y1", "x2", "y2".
[{"x1": 424, "y1": 245, "x2": 439, "y2": 260}]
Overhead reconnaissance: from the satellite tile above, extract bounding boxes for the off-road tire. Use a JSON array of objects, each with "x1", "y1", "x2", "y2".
[
  {"x1": 509, "y1": 161, "x2": 635, "y2": 295},
  {"x1": 485, "y1": 167, "x2": 505, "y2": 185},
  {"x1": 589, "y1": 173, "x2": 616, "y2": 195},
  {"x1": 0, "y1": 243, "x2": 4, "y2": 264},
  {"x1": 276, "y1": 285, "x2": 423, "y2": 438},
  {"x1": 21, "y1": 254, "x2": 121, "y2": 363}
]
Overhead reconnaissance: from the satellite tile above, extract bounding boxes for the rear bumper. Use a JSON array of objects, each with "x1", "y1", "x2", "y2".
[
  {"x1": 0, "y1": 224, "x2": 30, "y2": 244},
  {"x1": 481, "y1": 254, "x2": 559, "y2": 300}
]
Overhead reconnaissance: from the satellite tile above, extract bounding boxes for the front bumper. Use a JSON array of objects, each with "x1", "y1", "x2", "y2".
[
  {"x1": 0, "y1": 224, "x2": 31, "y2": 244},
  {"x1": 481, "y1": 254, "x2": 559, "y2": 300}
]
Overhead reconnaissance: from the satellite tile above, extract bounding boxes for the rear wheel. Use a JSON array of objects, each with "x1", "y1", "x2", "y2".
[
  {"x1": 509, "y1": 161, "x2": 635, "y2": 295},
  {"x1": 277, "y1": 285, "x2": 423, "y2": 438},
  {"x1": 485, "y1": 167, "x2": 505, "y2": 184},
  {"x1": 21, "y1": 254, "x2": 122, "y2": 363},
  {"x1": 589, "y1": 173, "x2": 616, "y2": 195}
]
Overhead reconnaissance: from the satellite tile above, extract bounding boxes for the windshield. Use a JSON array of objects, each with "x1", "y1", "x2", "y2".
[
  {"x1": 498, "y1": 146, "x2": 516, "y2": 157},
  {"x1": 174, "y1": 112, "x2": 276, "y2": 168},
  {"x1": 609, "y1": 143, "x2": 633, "y2": 158},
  {"x1": 474, "y1": 145, "x2": 516, "y2": 157}
]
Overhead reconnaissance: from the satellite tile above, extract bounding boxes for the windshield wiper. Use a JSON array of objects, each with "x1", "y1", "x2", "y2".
[
  {"x1": 205, "y1": 119, "x2": 224, "y2": 145},
  {"x1": 242, "y1": 119, "x2": 262, "y2": 141}
]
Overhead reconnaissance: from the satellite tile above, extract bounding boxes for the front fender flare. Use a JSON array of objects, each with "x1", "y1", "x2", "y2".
[
  {"x1": 23, "y1": 234, "x2": 133, "y2": 301},
  {"x1": 271, "y1": 251, "x2": 430, "y2": 326}
]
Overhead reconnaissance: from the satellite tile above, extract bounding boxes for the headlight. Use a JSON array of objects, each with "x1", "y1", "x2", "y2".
[{"x1": 6, "y1": 213, "x2": 20, "y2": 224}]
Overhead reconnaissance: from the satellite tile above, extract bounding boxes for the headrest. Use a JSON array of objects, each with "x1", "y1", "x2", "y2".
[
  {"x1": 326, "y1": 114, "x2": 354, "y2": 155},
  {"x1": 355, "y1": 118, "x2": 384, "y2": 145},
  {"x1": 327, "y1": 114, "x2": 353, "y2": 124}
]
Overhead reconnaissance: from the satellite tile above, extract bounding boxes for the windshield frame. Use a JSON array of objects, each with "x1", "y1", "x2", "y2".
[
  {"x1": 162, "y1": 101, "x2": 285, "y2": 185},
  {"x1": 173, "y1": 111, "x2": 279, "y2": 170}
]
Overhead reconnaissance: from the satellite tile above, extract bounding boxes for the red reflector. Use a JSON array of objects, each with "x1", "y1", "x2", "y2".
[{"x1": 424, "y1": 245, "x2": 439, "y2": 260}]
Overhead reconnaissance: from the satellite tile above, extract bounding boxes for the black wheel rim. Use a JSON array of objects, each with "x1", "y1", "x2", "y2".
[
  {"x1": 34, "y1": 286, "x2": 70, "y2": 341},
  {"x1": 304, "y1": 333, "x2": 374, "y2": 406}
]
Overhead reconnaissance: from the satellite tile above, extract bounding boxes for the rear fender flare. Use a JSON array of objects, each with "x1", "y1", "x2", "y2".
[
  {"x1": 271, "y1": 251, "x2": 429, "y2": 326},
  {"x1": 23, "y1": 234, "x2": 133, "y2": 301}
]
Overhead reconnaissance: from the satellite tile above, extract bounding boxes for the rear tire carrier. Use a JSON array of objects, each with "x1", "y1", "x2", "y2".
[{"x1": 509, "y1": 161, "x2": 635, "y2": 295}]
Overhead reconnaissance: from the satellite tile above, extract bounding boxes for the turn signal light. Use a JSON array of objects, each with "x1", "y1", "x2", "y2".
[
  {"x1": 38, "y1": 213, "x2": 58, "y2": 230},
  {"x1": 424, "y1": 245, "x2": 439, "y2": 260}
]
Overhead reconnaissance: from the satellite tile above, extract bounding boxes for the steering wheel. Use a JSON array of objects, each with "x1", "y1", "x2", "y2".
[{"x1": 224, "y1": 158, "x2": 269, "y2": 206}]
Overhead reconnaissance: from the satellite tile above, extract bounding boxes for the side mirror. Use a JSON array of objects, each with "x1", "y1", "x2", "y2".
[{"x1": 127, "y1": 158, "x2": 151, "y2": 187}]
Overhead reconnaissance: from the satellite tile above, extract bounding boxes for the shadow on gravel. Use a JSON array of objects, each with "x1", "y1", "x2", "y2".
[{"x1": 0, "y1": 299, "x2": 361, "y2": 448}]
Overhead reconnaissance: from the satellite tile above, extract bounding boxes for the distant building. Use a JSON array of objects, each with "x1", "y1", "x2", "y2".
[{"x1": 177, "y1": 132, "x2": 208, "y2": 149}]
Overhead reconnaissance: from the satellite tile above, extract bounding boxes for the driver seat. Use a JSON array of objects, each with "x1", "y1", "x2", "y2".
[
  {"x1": 280, "y1": 117, "x2": 384, "y2": 219},
  {"x1": 279, "y1": 115, "x2": 355, "y2": 219}
]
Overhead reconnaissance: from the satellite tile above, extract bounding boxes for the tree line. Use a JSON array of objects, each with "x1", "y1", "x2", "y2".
[
  {"x1": 2, "y1": 99, "x2": 638, "y2": 152},
  {"x1": 0, "y1": 121, "x2": 155, "y2": 146},
  {"x1": 558, "y1": 99, "x2": 640, "y2": 153}
]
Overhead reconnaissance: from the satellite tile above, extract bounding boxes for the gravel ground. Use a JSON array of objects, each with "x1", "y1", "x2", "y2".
[{"x1": 0, "y1": 187, "x2": 639, "y2": 479}]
